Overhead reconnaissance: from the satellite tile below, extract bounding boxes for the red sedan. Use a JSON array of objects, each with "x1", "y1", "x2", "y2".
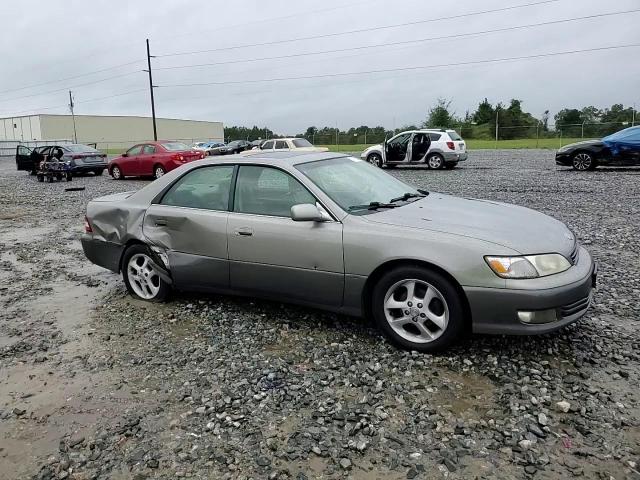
[{"x1": 108, "y1": 141, "x2": 205, "y2": 180}]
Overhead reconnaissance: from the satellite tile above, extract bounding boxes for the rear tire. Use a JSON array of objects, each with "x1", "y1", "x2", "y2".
[
  {"x1": 37, "y1": 174, "x2": 44, "y2": 182},
  {"x1": 153, "y1": 165, "x2": 166, "y2": 179},
  {"x1": 427, "y1": 153, "x2": 445, "y2": 169},
  {"x1": 444, "y1": 163, "x2": 457, "y2": 170},
  {"x1": 371, "y1": 266, "x2": 465, "y2": 352},
  {"x1": 66, "y1": 173, "x2": 73, "y2": 181},
  {"x1": 111, "y1": 165, "x2": 123, "y2": 180},
  {"x1": 121, "y1": 245, "x2": 170, "y2": 302}
]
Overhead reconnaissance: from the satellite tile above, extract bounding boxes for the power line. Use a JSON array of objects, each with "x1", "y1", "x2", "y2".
[
  {"x1": 0, "y1": 88, "x2": 146, "y2": 117},
  {"x1": 0, "y1": 71, "x2": 143, "y2": 104},
  {"x1": 0, "y1": 60, "x2": 144, "y2": 97},
  {"x1": 157, "y1": 0, "x2": 563, "y2": 58},
  {"x1": 154, "y1": 9, "x2": 639, "y2": 72},
  {"x1": 158, "y1": 43, "x2": 640, "y2": 88}
]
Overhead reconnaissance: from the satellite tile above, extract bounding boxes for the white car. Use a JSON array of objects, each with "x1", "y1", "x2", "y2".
[
  {"x1": 361, "y1": 129, "x2": 467, "y2": 169},
  {"x1": 245, "y1": 138, "x2": 328, "y2": 154}
]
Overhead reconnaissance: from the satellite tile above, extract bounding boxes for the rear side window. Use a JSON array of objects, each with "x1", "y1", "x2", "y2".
[
  {"x1": 161, "y1": 166, "x2": 234, "y2": 211},
  {"x1": 142, "y1": 145, "x2": 156, "y2": 154},
  {"x1": 447, "y1": 131, "x2": 462, "y2": 141},
  {"x1": 428, "y1": 133, "x2": 442, "y2": 141},
  {"x1": 292, "y1": 138, "x2": 313, "y2": 148},
  {"x1": 275, "y1": 140, "x2": 289, "y2": 150}
]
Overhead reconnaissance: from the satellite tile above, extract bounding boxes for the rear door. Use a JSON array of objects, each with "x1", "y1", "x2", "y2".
[
  {"x1": 140, "y1": 144, "x2": 158, "y2": 176},
  {"x1": 15, "y1": 145, "x2": 33, "y2": 171},
  {"x1": 143, "y1": 165, "x2": 235, "y2": 290},
  {"x1": 227, "y1": 165, "x2": 344, "y2": 306}
]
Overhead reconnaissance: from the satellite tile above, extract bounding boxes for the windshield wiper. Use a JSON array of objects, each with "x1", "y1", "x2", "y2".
[
  {"x1": 389, "y1": 191, "x2": 428, "y2": 203},
  {"x1": 348, "y1": 202, "x2": 399, "y2": 211}
]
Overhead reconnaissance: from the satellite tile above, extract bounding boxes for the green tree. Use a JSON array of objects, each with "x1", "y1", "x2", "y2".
[
  {"x1": 473, "y1": 98, "x2": 495, "y2": 125},
  {"x1": 424, "y1": 98, "x2": 456, "y2": 128}
]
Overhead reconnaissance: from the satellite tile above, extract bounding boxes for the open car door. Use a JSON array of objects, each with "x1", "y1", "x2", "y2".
[{"x1": 15, "y1": 145, "x2": 34, "y2": 172}]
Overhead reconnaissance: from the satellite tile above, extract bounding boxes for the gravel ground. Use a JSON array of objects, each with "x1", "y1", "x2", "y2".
[{"x1": 0, "y1": 151, "x2": 639, "y2": 480}]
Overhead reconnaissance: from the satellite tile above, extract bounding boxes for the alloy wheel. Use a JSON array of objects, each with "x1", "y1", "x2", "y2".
[
  {"x1": 154, "y1": 166, "x2": 165, "y2": 179},
  {"x1": 127, "y1": 254, "x2": 161, "y2": 300},
  {"x1": 428, "y1": 154, "x2": 443, "y2": 169},
  {"x1": 572, "y1": 153, "x2": 592, "y2": 171},
  {"x1": 383, "y1": 279, "x2": 449, "y2": 343},
  {"x1": 112, "y1": 166, "x2": 121, "y2": 179},
  {"x1": 368, "y1": 154, "x2": 382, "y2": 168}
]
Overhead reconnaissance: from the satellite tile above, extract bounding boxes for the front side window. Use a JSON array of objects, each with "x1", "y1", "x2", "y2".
[
  {"x1": 161, "y1": 166, "x2": 234, "y2": 211},
  {"x1": 275, "y1": 140, "x2": 289, "y2": 150},
  {"x1": 261, "y1": 141, "x2": 274, "y2": 150},
  {"x1": 234, "y1": 166, "x2": 315, "y2": 217},
  {"x1": 388, "y1": 133, "x2": 411, "y2": 146},
  {"x1": 127, "y1": 145, "x2": 143, "y2": 156},
  {"x1": 297, "y1": 157, "x2": 418, "y2": 214}
]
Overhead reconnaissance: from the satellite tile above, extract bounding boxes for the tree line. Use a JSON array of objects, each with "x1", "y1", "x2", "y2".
[{"x1": 224, "y1": 99, "x2": 636, "y2": 144}]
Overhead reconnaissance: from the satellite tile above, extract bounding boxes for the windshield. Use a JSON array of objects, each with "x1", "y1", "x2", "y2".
[
  {"x1": 297, "y1": 157, "x2": 420, "y2": 214},
  {"x1": 64, "y1": 144, "x2": 99, "y2": 153},
  {"x1": 603, "y1": 127, "x2": 640, "y2": 142},
  {"x1": 292, "y1": 138, "x2": 313, "y2": 148},
  {"x1": 161, "y1": 142, "x2": 190, "y2": 151}
]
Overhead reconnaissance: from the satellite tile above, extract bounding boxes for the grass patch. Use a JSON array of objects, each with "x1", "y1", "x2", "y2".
[{"x1": 320, "y1": 137, "x2": 590, "y2": 153}]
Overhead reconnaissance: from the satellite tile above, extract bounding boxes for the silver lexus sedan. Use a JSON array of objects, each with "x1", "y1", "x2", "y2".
[{"x1": 81, "y1": 151, "x2": 596, "y2": 352}]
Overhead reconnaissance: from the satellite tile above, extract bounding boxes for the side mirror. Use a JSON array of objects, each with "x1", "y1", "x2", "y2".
[
  {"x1": 291, "y1": 203, "x2": 326, "y2": 222},
  {"x1": 122, "y1": 152, "x2": 129, "y2": 157}
]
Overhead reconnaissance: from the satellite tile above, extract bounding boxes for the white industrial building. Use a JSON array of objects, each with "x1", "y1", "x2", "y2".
[{"x1": 0, "y1": 114, "x2": 224, "y2": 151}]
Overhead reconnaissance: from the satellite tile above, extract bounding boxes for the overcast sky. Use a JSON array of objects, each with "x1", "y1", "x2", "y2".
[{"x1": 1, "y1": 0, "x2": 639, "y2": 134}]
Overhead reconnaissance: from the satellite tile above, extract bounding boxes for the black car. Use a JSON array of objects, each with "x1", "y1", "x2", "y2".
[
  {"x1": 555, "y1": 126, "x2": 640, "y2": 171},
  {"x1": 224, "y1": 140, "x2": 252, "y2": 154},
  {"x1": 16, "y1": 144, "x2": 108, "y2": 175}
]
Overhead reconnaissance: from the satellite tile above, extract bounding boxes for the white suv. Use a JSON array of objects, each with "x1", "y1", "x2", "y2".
[{"x1": 360, "y1": 129, "x2": 467, "y2": 169}]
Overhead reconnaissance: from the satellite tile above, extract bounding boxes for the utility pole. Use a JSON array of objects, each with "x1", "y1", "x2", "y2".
[
  {"x1": 68, "y1": 90, "x2": 77, "y2": 143},
  {"x1": 494, "y1": 109, "x2": 499, "y2": 149},
  {"x1": 145, "y1": 39, "x2": 158, "y2": 141}
]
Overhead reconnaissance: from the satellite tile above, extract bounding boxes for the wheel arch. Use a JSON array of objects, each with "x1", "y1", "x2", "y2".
[
  {"x1": 118, "y1": 239, "x2": 148, "y2": 273},
  {"x1": 361, "y1": 259, "x2": 472, "y2": 331}
]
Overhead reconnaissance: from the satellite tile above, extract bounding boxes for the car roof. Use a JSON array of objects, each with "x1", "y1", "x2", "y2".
[{"x1": 195, "y1": 150, "x2": 348, "y2": 166}]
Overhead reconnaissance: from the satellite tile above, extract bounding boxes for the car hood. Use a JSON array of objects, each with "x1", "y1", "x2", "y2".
[
  {"x1": 363, "y1": 193, "x2": 576, "y2": 256},
  {"x1": 559, "y1": 139, "x2": 603, "y2": 150}
]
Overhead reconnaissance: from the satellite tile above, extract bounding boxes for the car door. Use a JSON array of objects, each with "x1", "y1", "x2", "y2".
[
  {"x1": 142, "y1": 165, "x2": 235, "y2": 290},
  {"x1": 139, "y1": 144, "x2": 158, "y2": 175},
  {"x1": 15, "y1": 145, "x2": 33, "y2": 171},
  {"x1": 227, "y1": 165, "x2": 344, "y2": 306},
  {"x1": 615, "y1": 129, "x2": 640, "y2": 165},
  {"x1": 121, "y1": 145, "x2": 144, "y2": 175},
  {"x1": 383, "y1": 133, "x2": 411, "y2": 163}
]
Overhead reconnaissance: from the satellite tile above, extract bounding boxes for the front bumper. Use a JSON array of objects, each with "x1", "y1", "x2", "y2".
[
  {"x1": 555, "y1": 152, "x2": 573, "y2": 165},
  {"x1": 81, "y1": 234, "x2": 123, "y2": 273},
  {"x1": 465, "y1": 247, "x2": 596, "y2": 335}
]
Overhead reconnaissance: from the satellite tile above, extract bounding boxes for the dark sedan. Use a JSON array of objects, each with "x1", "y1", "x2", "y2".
[
  {"x1": 225, "y1": 140, "x2": 253, "y2": 154},
  {"x1": 556, "y1": 126, "x2": 640, "y2": 171},
  {"x1": 16, "y1": 144, "x2": 108, "y2": 176}
]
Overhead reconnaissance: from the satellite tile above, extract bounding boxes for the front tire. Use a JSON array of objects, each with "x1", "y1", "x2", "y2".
[
  {"x1": 371, "y1": 266, "x2": 465, "y2": 352},
  {"x1": 427, "y1": 153, "x2": 445, "y2": 169},
  {"x1": 367, "y1": 153, "x2": 383, "y2": 168},
  {"x1": 572, "y1": 152, "x2": 596, "y2": 171},
  {"x1": 94, "y1": 169, "x2": 104, "y2": 176},
  {"x1": 122, "y1": 245, "x2": 170, "y2": 302},
  {"x1": 111, "y1": 165, "x2": 123, "y2": 180}
]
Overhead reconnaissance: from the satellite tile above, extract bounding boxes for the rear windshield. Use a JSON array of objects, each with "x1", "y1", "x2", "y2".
[
  {"x1": 292, "y1": 138, "x2": 313, "y2": 148},
  {"x1": 64, "y1": 144, "x2": 99, "y2": 153},
  {"x1": 447, "y1": 131, "x2": 462, "y2": 141},
  {"x1": 161, "y1": 142, "x2": 190, "y2": 151}
]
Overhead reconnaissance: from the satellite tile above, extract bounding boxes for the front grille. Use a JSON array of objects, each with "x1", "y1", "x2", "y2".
[{"x1": 559, "y1": 295, "x2": 590, "y2": 318}]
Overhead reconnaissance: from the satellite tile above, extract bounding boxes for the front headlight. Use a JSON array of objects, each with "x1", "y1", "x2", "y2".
[{"x1": 485, "y1": 254, "x2": 571, "y2": 279}]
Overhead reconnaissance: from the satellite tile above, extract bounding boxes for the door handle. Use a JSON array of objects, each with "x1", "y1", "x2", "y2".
[
  {"x1": 235, "y1": 227, "x2": 253, "y2": 236},
  {"x1": 155, "y1": 218, "x2": 167, "y2": 226}
]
